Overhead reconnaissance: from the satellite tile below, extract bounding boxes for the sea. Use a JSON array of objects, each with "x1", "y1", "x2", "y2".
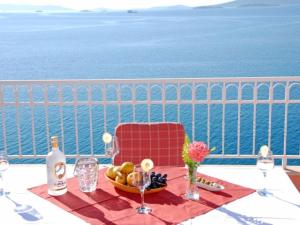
[{"x1": 0, "y1": 4, "x2": 300, "y2": 165}]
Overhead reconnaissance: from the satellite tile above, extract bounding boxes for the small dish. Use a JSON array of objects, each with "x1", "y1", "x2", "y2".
[{"x1": 196, "y1": 177, "x2": 224, "y2": 192}]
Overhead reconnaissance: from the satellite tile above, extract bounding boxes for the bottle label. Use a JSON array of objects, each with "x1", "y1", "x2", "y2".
[
  {"x1": 53, "y1": 180, "x2": 67, "y2": 191},
  {"x1": 53, "y1": 162, "x2": 66, "y2": 179}
]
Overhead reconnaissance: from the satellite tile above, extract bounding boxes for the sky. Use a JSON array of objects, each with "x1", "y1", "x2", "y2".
[{"x1": 0, "y1": 0, "x2": 233, "y2": 10}]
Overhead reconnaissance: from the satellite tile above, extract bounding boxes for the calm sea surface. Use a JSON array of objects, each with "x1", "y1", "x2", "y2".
[
  {"x1": 1, "y1": 5, "x2": 300, "y2": 79},
  {"x1": 0, "y1": 5, "x2": 300, "y2": 164}
]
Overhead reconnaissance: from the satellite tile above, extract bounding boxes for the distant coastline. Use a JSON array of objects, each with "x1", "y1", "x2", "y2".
[
  {"x1": 212, "y1": 0, "x2": 300, "y2": 8},
  {"x1": 0, "y1": 4, "x2": 72, "y2": 13},
  {"x1": 2, "y1": 1, "x2": 300, "y2": 13}
]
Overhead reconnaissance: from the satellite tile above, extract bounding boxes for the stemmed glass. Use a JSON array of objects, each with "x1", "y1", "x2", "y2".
[
  {"x1": 131, "y1": 167, "x2": 152, "y2": 214},
  {"x1": 256, "y1": 145, "x2": 274, "y2": 196},
  {"x1": 0, "y1": 150, "x2": 9, "y2": 196},
  {"x1": 103, "y1": 133, "x2": 120, "y2": 164}
]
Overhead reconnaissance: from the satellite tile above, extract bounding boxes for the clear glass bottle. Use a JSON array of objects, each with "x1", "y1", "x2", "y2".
[{"x1": 46, "y1": 136, "x2": 67, "y2": 196}]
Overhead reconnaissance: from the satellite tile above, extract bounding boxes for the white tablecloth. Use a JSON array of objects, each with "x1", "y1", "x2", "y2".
[
  {"x1": 1, "y1": 165, "x2": 300, "y2": 225},
  {"x1": 1, "y1": 165, "x2": 88, "y2": 225},
  {"x1": 182, "y1": 166, "x2": 300, "y2": 225}
]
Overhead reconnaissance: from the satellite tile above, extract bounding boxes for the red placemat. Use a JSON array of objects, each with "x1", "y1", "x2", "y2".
[{"x1": 29, "y1": 167, "x2": 255, "y2": 225}]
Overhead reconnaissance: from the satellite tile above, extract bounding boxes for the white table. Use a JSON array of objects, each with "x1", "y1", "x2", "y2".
[
  {"x1": 183, "y1": 166, "x2": 300, "y2": 225},
  {"x1": 1, "y1": 165, "x2": 300, "y2": 225},
  {"x1": 0, "y1": 165, "x2": 88, "y2": 225}
]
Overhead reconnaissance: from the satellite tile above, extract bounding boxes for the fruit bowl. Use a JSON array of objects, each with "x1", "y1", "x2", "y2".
[{"x1": 104, "y1": 174, "x2": 167, "y2": 194}]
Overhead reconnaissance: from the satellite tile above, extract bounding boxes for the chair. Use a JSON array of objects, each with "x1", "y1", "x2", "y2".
[{"x1": 113, "y1": 123, "x2": 186, "y2": 166}]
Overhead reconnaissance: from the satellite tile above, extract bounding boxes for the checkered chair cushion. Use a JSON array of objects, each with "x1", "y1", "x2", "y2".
[{"x1": 114, "y1": 123, "x2": 186, "y2": 166}]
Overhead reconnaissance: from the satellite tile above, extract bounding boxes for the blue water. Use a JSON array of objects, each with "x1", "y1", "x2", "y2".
[
  {"x1": 1, "y1": 5, "x2": 300, "y2": 79},
  {"x1": 0, "y1": 5, "x2": 300, "y2": 164}
]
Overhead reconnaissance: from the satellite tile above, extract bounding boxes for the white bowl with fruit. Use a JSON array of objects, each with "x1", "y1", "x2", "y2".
[{"x1": 196, "y1": 177, "x2": 224, "y2": 192}]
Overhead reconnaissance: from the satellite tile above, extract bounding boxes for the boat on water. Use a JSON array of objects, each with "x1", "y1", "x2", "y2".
[{"x1": 127, "y1": 9, "x2": 138, "y2": 13}]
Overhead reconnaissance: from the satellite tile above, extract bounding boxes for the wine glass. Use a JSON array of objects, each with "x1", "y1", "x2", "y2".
[
  {"x1": 131, "y1": 167, "x2": 152, "y2": 214},
  {"x1": 108, "y1": 136, "x2": 120, "y2": 164},
  {"x1": 256, "y1": 145, "x2": 274, "y2": 196},
  {"x1": 103, "y1": 133, "x2": 120, "y2": 164},
  {"x1": 0, "y1": 150, "x2": 9, "y2": 196}
]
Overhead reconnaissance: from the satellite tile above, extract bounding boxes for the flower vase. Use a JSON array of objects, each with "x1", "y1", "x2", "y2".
[{"x1": 185, "y1": 165, "x2": 199, "y2": 201}]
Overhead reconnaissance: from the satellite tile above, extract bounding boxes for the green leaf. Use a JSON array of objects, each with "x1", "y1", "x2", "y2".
[
  {"x1": 182, "y1": 135, "x2": 217, "y2": 169},
  {"x1": 182, "y1": 134, "x2": 196, "y2": 169}
]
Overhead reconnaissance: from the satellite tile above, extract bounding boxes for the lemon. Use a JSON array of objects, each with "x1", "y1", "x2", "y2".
[
  {"x1": 141, "y1": 159, "x2": 154, "y2": 172},
  {"x1": 102, "y1": 132, "x2": 112, "y2": 144},
  {"x1": 260, "y1": 145, "x2": 269, "y2": 157}
]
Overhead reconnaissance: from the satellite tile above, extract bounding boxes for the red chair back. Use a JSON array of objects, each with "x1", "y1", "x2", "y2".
[{"x1": 114, "y1": 123, "x2": 185, "y2": 166}]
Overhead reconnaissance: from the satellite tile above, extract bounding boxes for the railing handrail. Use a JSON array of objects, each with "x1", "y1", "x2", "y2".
[
  {"x1": 1, "y1": 77, "x2": 300, "y2": 166},
  {"x1": 1, "y1": 76, "x2": 300, "y2": 84}
]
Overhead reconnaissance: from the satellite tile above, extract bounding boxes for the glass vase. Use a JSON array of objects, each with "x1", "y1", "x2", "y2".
[{"x1": 185, "y1": 165, "x2": 199, "y2": 201}]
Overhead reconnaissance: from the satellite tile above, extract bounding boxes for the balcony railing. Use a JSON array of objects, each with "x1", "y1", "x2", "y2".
[{"x1": 1, "y1": 77, "x2": 300, "y2": 166}]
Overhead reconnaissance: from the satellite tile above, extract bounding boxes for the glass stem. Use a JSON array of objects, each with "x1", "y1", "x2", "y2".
[
  {"x1": 262, "y1": 171, "x2": 267, "y2": 193},
  {"x1": 140, "y1": 190, "x2": 145, "y2": 208},
  {"x1": 263, "y1": 171, "x2": 267, "y2": 178},
  {"x1": 0, "y1": 173, "x2": 3, "y2": 195}
]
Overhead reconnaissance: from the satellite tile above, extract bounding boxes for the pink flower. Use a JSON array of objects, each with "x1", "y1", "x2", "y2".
[{"x1": 188, "y1": 141, "x2": 210, "y2": 163}]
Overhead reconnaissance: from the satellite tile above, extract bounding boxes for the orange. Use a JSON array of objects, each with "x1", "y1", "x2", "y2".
[
  {"x1": 105, "y1": 166, "x2": 116, "y2": 179},
  {"x1": 127, "y1": 172, "x2": 138, "y2": 186},
  {"x1": 115, "y1": 173, "x2": 127, "y2": 185},
  {"x1": 120, "y1": 162, "x2": 135, "y2": 174}
]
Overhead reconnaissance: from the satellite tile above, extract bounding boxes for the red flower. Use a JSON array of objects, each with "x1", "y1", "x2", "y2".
[{"x1": 188, "y1": 141, "x2": 210, "y2": 163}]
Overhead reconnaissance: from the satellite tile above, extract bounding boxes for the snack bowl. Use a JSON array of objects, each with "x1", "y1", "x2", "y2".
[
  {"x1": 196, "y1": 177, "x2": 224, "y2": 192},
  {"x1": 104, "y1": 174, "x2": 167, "y2": 194}
]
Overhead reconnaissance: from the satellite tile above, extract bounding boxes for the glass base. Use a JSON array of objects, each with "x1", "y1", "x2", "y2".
[
  {"x1": 79, "y1": 184, "x2": 97, "y2": 192},
  {"x1": 136, "y1": 206, "x2": 152, "y2": 214},
  {"x1": 185, "y1": 192, "x2": 200, "y2": 201},
  {"x1": 48, "y1": 187, "x2": 67, "y2": 196},
  {"x1": 257, "y1": 188, "x2": 268, "y2": 196}
]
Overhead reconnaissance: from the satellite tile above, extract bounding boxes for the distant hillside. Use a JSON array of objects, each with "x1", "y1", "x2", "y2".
[
  {"x1": 218, "y1": 0, "x2": 300, "y2": 7},
  {"x1": 93, "y1": 8, "x2": 117, "y2": 13},
  {"x1": 145, "y1": 5, "x2": 192, "y2": 11},
  {"x1": 0, "y1": 4, "x2": 73, "y2": 12}
]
